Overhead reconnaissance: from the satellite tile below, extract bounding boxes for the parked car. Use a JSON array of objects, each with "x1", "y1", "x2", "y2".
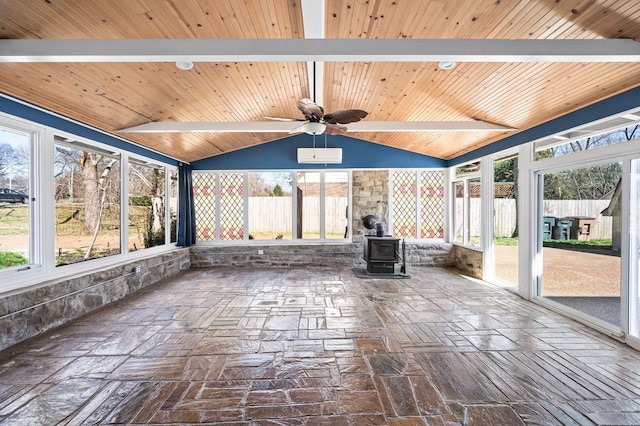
[{"x1": 0, "y1": 188, "x2": 29, "y2": 204}]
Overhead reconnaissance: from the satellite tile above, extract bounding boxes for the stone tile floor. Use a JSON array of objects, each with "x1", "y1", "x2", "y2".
[{"x1": 1, "y1": 266, "x2": 640, "y2": 425}]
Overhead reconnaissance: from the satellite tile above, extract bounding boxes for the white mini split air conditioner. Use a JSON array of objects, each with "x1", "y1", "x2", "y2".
[{"x1": 297, "y1": 148, "x2": 343, "y2": 164}]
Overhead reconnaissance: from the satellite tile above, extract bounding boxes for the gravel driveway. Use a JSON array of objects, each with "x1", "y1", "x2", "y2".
[{"x1": 494, "y1": 245, "x2": 621, "y2": 297}]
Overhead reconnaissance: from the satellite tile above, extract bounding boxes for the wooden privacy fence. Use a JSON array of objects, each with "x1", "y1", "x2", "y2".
[
  {"x1": 492, "y1": 199, "x2": 614, "y2": 239},
  {"x1": 230, "y1": 197, "x2": 615, "y2": 239},
  {"x1": 248, "y1": 197, "x2": 348, "y2": 234}
]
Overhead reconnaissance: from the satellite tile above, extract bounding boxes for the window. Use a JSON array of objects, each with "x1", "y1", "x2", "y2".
[
  {"x1": 54, "y1": 138, "x2": 121, "y2": 265},
  {"x1": 535, "y1": 120, "x2": 640, "y2": 160},
  {"x1": 453, "y1": 181, "x2": 464, "y2": 243},
  {"x1": 249, "y1": 172, "x2": 292, "y2": 240},
  {"x1": 538, "y1": 161, "x2": 622, "y2": 327},
  {"x1": 193, "y1": 170, "x2": 351, "y2": 242},
  {"x1": 469, "y1": 178, "x2": 481, "y2": 246},
  {"x1": 492, "y1": 154, "x2": 519, "y2": 286},
  {"x1": 0, "y1": 126, "x2": 32, "y2": 271},
  {"x1": 169, "y1": 168, "x2": 178, "y2": 243},
  {"x1": 391, "y1": 170, "x2": 445, "y2": 239},
  {"x1": 419, "y1": 171, "x2": 445, "y2": 238},
  {"x1": 392, "y1": 171, "x2": 417, "y2": 238},
  {"x1": 451, "y1": 163, "x2": 481, "y2": 247},
  {"x1": 220, "y1": 172, "x2": 244, "y2": 241},
  {"x1": 193, "y1": 172, "x2": 216, "y2": 241},
  {"x1": 297, "y1": 172, "x2": 320, "y2": 239},
  {"x1": 128, "y1": 159, "x2": 166, "y2": 251},
  {"x1": 0, "y1": 114, "x2": 178, "y2": 292},
  {"x1": 324, "y1": 172, "x2": 349, "y2": 239}
]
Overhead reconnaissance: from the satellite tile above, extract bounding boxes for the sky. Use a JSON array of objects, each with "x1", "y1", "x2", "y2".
[{"x1": 0, "y1": 128, "x2": 28, "y2": 149}]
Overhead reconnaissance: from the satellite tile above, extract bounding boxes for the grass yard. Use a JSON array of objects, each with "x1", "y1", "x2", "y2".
[
  {"x1": 0, "y1": 204, "x2": 29, "y2": 236},
  {"x1": 0, "y1": 250, "x2": 28, "y2": 268}
]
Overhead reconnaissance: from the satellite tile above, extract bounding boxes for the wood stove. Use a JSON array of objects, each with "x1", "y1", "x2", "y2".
[{"x1": 363, "y1": 235, "x2": 400, "y2": 274}]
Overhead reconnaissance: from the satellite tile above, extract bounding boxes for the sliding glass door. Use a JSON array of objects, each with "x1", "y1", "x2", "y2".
[
  {"x1": 538, "y1": 161, "x2": 622, "y2": 328},
  {"x1": 630, "y1": 158, "x2": 640, "y2": 341},
  {"x1": 492, "y1": 155, "x2": 519, "y2": 287}
]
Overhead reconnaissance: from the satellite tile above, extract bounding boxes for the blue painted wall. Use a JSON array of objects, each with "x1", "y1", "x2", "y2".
[
  {"x1": 448, "y1": 86, "x2": 640, "y2": 166},
  {"x1": 192, "y1": 133, "x2": 446, "y2": 170},
  {"x1": 0, "y1": 94, "x2": 179, "y2": 166}
]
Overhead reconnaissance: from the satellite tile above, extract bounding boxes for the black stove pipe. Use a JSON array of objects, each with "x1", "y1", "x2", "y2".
[{"x1": 362, "y1": 214, "x2": 386, "y2": 237}]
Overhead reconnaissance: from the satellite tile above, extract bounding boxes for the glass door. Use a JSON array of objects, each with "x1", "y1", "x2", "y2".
[
  {"x1": 492, "y1": 155, "x2": 519, "y2": 288},
  {"x1": 630, "y1": 158, "x2": 640, "y2": 340},
  {"x1": 538, "y1": 161, "x2": 623, "y2": 329}
]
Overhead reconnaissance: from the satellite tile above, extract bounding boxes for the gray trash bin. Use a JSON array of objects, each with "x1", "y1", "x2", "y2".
[{"x1": 552, "y1": 218, "x2": 572, "y2": 240}]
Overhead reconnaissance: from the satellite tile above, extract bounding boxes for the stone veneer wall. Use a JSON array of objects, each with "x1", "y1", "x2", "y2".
[
  {"x1": 0, "y1": 248, "x2": 190, "y2": 352},
  {"x1": 191, "y1": 243, "x2": 361, "y2": 268},
  {"x1": 352, "y1": 169, "x2": 389, "y2": 239},
  {"x1": 449, "y1": 245, "x2": 483, "y2": 279},
  {"x1": 190, "y1": 241, "x2": 454, "y2": 269}
]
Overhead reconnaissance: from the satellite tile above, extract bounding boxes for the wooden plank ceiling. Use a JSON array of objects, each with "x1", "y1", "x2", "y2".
[{"x1": 1, "y1": 0, "x2": 639, "y2": 163}]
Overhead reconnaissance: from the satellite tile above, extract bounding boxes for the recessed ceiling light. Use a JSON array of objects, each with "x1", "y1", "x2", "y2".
[
  {"x1": 438, "y1": 61, "x2": 456, "y2": 70},
  {"x1": 176, "y1": 61, "x2": 194, "y2": 71}
]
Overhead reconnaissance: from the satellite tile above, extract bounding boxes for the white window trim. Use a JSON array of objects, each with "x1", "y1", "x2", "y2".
[
  {"x1": 450, "y1": 163, "x2": 481, "y2": 248},
  {"x1": 389, "y1": 168, "x2": 446, "y2": 241},
  {"x1": 194, "y1": 169, "x2": 353, "y2": 245},
  {"x1": 498, "y1": 123, "x2": 640, "y2": 349},
  {"x1": 0, "y1": 115, "x2": 178, "y2": 294}
]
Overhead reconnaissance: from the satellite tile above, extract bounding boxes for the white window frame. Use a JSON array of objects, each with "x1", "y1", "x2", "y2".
[
  {"x1": 193, "y1": 169, "x2": 352, "y2": 245},
  {"x1": 388, "y1": 169, "x2": 446, "y2": 241},
  {"x1": 0, "y1": 114, "x2": 178, "y2": 294},
  {"x1": 515, "y1": 124, "x2": 640, "y2": 348},
  {"x1": 450, "y1": 162, "x2": 482, "y2": 248},
  {"x1": 483, "y1": 148, "x2": 520, "y2": 288},
  {"x1": 0, "y1": 115, "x2": 44, "y2": 279},
  {"x1": 127, "y1": 155, "x2": 173, "y2": 251}
]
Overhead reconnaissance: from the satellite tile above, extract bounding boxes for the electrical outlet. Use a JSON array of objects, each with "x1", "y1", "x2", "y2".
[
  {"x1": 135, "y1": 266, "x2": 141, "y2": 273},
  {"x1": 258, "y1": 249, "x2": 264, "y2": 255}
]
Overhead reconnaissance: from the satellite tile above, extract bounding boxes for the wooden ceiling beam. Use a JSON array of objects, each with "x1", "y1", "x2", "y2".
[{"x1": 2, "y1": 38, "x2": 639, "y2": 63}]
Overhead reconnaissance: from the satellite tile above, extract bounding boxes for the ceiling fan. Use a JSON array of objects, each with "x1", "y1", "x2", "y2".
[{"x1": 265, "y1": 98, "x2": 368, "y2": 135}]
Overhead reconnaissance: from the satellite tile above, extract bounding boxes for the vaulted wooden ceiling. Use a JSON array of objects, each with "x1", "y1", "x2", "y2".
[{"x1": 1, "y1": 0, "x2": 639, "y2": 163}]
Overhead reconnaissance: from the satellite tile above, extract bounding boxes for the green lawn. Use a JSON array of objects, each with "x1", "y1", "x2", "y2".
[
  {"x1": 0, "y1": 205, "x2": 29, "y2": 236},
  {"x1": 0, "y1": 251, "x2": 28, "y2": 268}
]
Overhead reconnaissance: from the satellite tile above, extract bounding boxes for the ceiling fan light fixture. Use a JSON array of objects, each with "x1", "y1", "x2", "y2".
[
  {"x1": 438, "y1": 61, "x2": 456, "y2": 70},
  {"x1": 302, "y1": 121, "x2": 326, "y2": 135},
  {"x1": 176, "y1": 61, "x2": 194, "y2": 71}
]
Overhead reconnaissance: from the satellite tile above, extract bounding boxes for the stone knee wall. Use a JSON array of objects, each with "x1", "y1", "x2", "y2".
[
  {"x1": 449, "y1": 245, "x2": 483, "y2": 279},
  {"x1": 190, "y1": 243, "x2": 362, "y2": 268},
  {"x1": 190, "y1": 241, "x2": 454, "y2": 269},
  {"x1": 404, "y1": 241, "x2": 454, "y2": 267},
  {"x1": 0, "y1": 249, "x2": 190, "y2": 352}
]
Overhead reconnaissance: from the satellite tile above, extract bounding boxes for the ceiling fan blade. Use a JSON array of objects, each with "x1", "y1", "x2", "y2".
[
  {"x1": 324, "y1": 109, "x2": 368, "y2": 124},
  {"x1": 346, "y1": 121, "x2": 515, "y2": 132},
  {"x1": 118, "y1": 121, "x2": 301, "y2": 133},
  {"x1": 325, "y1": 123, "x2": 348, "y2": 135},
  {"x1": 289, "y1": 123, "x2": 307, "y2": 134},
  {"x1": 297, "y1": 98, "x2": 324, "y2": 121},
  {"x1": 263, "y1": 116, "x2": 305, "y2": 122}
]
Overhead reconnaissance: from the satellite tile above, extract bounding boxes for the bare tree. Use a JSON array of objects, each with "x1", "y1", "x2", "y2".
[
  {"x1": 130, "y1": 163, "x2": 165, "y2": 247},
  {"x1": 80, "y1": 152, "x2": 117, "y2": 233},
  {"x1": 0, "y1": 143, "x2": 28, "y2": 189}
]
